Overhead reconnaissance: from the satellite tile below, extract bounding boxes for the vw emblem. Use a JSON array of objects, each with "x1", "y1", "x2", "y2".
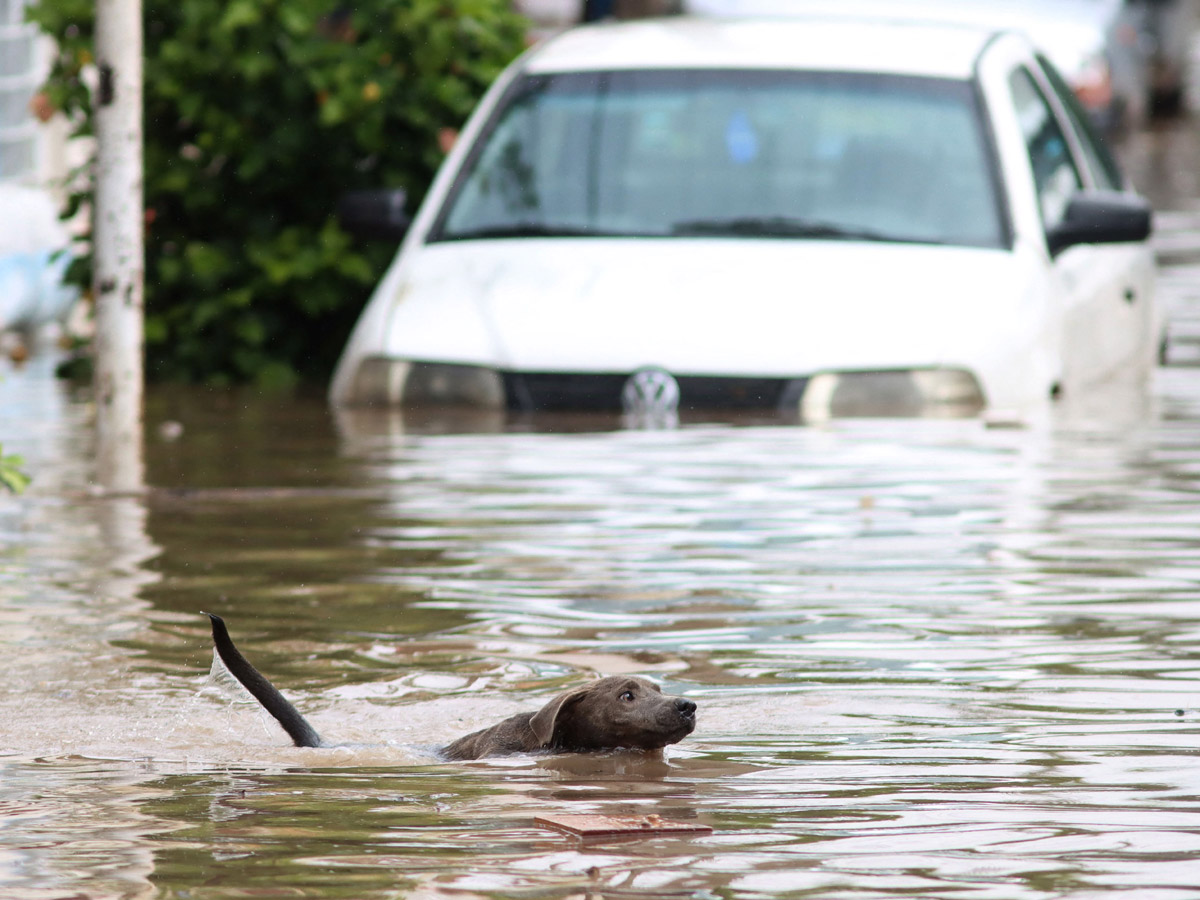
[{"x1": 621, "y1": 367, "x2": 681, "y2": 415}]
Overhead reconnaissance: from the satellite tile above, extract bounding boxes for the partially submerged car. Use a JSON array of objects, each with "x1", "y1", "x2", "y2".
[{"x1": 330, "y1": 17, "x2": 1157, "y2": 419}]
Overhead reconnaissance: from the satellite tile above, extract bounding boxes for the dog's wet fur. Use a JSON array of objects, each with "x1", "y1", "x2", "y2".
[{"x1": 206, "y1": 614, "x2": 697, "y2": 759}]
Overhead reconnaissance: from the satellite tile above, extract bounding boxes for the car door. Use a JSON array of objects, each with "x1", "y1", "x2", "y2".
[
  {"x1": 1032, "y1": 53, "x2": 1160, "y2": 374},
  {"x1": 1008, "y1": 60, "x2": 1157, "y2": 393}
]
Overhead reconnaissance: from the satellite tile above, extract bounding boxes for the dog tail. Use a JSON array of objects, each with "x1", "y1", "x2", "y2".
[{"x1": 206, "y1": 613, "x2": 323, "y2": 748}]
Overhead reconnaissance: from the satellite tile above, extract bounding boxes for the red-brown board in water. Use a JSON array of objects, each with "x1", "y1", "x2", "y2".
[{"x1": 534, "y1": 813, "x2": 713, "y2": 838}]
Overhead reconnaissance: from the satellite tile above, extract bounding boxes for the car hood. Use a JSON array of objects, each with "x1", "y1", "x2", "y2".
[{"x1": 380, "y1": 239, "x2": 1033, "y2": 378}]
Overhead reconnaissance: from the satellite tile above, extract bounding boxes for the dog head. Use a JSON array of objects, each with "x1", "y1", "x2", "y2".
[{"x1": 528, "y1": 675, "x2": 696, "y2": 752}]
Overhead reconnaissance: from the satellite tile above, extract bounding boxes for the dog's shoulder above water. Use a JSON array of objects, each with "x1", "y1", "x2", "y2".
[{"x1": 205, "y1": 614, "x2": 697, "y2": 759}]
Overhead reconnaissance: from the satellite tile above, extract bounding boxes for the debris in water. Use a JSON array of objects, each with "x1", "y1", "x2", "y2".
[{"x1": 535, "y1": 813, "x2": 712, "y2": 839}]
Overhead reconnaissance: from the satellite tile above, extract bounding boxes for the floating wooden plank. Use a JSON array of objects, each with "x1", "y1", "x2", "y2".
[{"x1": 535, "y1": 813, "x2": 713, "y2": 838}]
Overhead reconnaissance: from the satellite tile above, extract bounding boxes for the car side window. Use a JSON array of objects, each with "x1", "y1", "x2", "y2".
[
  {"x1": 1009, "y1": 67, "x2": 1082, "y2": 229},
  {"x1": 1033, "y1": 53, "x2": 1123, "y2": 191}
]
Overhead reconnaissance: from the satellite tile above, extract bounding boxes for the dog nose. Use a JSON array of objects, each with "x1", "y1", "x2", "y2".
[{"x1": 675, "y1": 698, "x2": 696, "y2": 717}]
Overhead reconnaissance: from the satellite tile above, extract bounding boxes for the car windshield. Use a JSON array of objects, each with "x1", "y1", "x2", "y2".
[{"x1": 432, "y1": 69, "x2": 1006, "y2": 249}]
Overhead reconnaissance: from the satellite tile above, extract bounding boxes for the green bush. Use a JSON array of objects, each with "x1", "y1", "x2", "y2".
[{"x1": 28, "y1": 0, "x2": 527, "y2": 388}]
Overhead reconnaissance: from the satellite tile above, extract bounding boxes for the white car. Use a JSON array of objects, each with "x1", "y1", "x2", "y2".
[{"x1": 330, "y1": 17, "x2": 1157, "y2": 418}]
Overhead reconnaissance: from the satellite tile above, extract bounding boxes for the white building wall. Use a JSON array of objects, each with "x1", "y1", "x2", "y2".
[{"x1": 0, "y1": 0, "x2": 42, "y2": 185}]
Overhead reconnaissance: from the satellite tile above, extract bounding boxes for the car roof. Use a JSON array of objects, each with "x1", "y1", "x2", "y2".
[
  {"x1": 523, "y1": 17, "x2": 1009, "y2": 80},
  {"x1": 684, "y1": 0, "x2": 1118, "y2": 33}
]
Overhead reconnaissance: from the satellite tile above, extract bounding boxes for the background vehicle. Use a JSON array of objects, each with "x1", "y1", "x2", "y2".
[{"x1": 1120, "y1": 0, "x2": 1194, "y2": 113}]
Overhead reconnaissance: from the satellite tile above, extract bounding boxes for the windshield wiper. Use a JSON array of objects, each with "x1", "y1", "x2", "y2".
[
  {"x1": 439, "y1": 218, "x2": 945, "y2": 244},
  {"x1": 670, "y1": 216, "x2": 930, "y2": 243},
  {"x1": 438, "y1": 223, "x2": 633, "y2": 240}
]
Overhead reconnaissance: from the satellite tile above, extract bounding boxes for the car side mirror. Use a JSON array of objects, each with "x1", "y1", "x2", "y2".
[
  {"x1": 1046, "y1": 191, "x2": 1152, "y2": 257},
  {"x1": 337, "y1": 188, "x2": 411, "y2": 240}
]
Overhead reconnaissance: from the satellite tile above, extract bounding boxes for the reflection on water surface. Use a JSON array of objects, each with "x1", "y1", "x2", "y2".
[{"x1": 4, "y1": 127, "x2": 1200, "y2": 900}]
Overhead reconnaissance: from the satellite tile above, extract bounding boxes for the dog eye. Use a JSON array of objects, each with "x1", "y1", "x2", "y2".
[{"x1": 620, "y1": 690, "x2": 635, "y2": 702}]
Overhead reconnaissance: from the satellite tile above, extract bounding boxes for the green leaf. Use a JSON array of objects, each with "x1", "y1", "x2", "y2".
[
  {"x1": 217, "y1": 0, "x2": 260, "y2": 31},
  {"x1": 0, "y1": 452, "x2": 30, "y2": 494}
]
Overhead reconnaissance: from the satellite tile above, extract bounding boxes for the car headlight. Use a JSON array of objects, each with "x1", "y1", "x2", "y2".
[
  {"x1": 349, "y1": 357, "x2": 504, "y2": 408},
  {"x1": 799, "y1": 368, "x2": 986, "y2": 420}
]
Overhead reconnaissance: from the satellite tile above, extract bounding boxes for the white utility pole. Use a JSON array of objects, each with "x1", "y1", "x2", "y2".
[{"x1": 92, "y1": 0, "x2": 144, "y2": 493}]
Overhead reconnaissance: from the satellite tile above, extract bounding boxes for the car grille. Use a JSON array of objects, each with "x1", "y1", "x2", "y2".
[{"x1": 501, "y1": 372, "x2": 807, "y2": 412}]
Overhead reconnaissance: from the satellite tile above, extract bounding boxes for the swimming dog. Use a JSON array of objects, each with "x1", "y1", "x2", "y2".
[{"x1": 206, "y1": 614, "x2": 697, "y2": 759}]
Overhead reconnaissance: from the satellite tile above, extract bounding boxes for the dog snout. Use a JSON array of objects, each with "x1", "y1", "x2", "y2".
[{"x1": 675, "y1": 697, "x2": 696, "y2": 718}]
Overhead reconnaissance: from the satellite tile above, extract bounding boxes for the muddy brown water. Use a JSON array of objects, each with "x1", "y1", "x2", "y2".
[{"x1": 6, "y1": 124, "x2": 1200, "y2": 899}]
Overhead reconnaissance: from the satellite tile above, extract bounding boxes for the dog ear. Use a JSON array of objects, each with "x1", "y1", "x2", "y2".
[{"x1": 528, "y1": 687, "x2": 590, "y2": 746}]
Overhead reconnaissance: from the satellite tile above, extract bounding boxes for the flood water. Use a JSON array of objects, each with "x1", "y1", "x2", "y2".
[{"x1": 6, "y1": 124, "x2": 1200, "y2": 900}]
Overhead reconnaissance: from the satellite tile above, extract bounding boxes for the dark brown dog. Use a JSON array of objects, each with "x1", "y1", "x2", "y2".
[{"x1": 206, "y1": 614, "x2": 697, "y2": 759}]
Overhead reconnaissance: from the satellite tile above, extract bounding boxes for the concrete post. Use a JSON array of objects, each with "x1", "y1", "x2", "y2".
[{"x1": 92, "y1": 0, "x2": 145, "y2": 493}]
